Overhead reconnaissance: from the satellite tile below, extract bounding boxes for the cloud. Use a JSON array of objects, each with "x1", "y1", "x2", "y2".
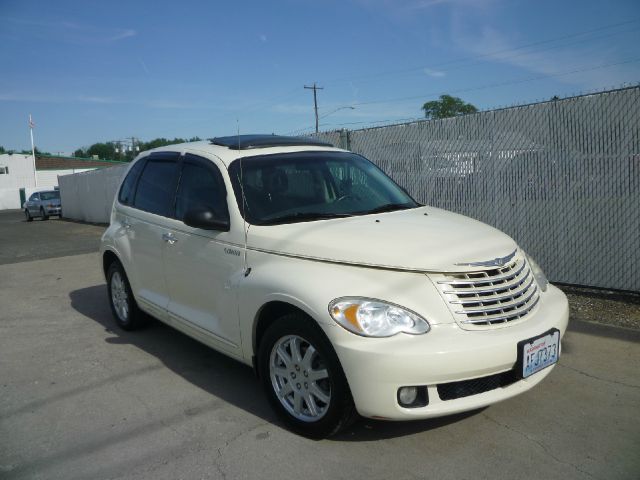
[
  {"x1": 424, "y1": 68, "x2": 445, "y2": 77},
  {"x1": 451, "y1": 23, "x2": 640, "y2": 88},
  {"x1": 259, "y1": 34, "x2": 267, "y2": 43},
  {"x1": 5, "y1": 17, "x2": 136, "y2": 44},
  {"x1": 110, "y1": 29, "x2": 137, "y2": 41}
]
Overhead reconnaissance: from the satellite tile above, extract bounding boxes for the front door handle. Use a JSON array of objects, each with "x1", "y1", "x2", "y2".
[
  {"x1": 162, "y1": 232, "x2": 177, "y2": 245},
  {"x1": 122, "y1": 219, "x2": 132, "y2": 229}
]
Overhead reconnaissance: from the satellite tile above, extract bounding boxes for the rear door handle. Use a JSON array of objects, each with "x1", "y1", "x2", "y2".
[{"x1": 162, "y1": 232, "x2": 177, "y2": 245}]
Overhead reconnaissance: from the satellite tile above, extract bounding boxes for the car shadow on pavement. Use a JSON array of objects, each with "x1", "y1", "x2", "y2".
[{"x1": 69, "y1": 284, "x2": 482, "y2": 441}]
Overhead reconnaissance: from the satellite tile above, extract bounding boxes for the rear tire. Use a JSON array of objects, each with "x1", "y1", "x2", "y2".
[
  {"x1": 107, "y1": 261, "x2": 143, "y2": 331},
  {"x1": 25, "y1": 209, "x2": 33, "y2": 222},
  {"x1": 258, "y1": 313, "x2": 357, "y2": 438},
  {"x1": 40, "y1": 207, "x2": 49, "y2": 220}
]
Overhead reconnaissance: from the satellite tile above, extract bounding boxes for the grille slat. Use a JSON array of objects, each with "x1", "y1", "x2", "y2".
[
  {"x1": 434, "y1": 256, "x2": 540, "y2": 329},
  {"x1": 449, "y1": 277, "x2": 535, "y2": 305},
  {"x1": 437, "y1": 261, "x2": 527, "y2": 286},
  {"x1": 454, "y1": 284, "x2": 537, "y2": 314},
  {"x1": 461, "y1": 296, "x2": 540, "y2": 324}
]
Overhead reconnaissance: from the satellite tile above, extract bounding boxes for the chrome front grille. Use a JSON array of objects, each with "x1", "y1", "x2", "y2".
[{"x1": 434, "y1": 256, "x2": 540, "y2": 329}]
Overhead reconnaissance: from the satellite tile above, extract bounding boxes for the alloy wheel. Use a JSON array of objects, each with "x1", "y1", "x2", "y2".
[{"x1": 269, "y1": 335, "x2": 331, "y2": 422}]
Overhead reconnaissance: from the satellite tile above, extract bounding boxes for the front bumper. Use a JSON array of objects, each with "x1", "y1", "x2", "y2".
[
  {"x1": 322, "y1": 284, "x2": 569, "y2": 420},
  {"x1": 45, "y1": 206, "x2": 62, "y2": 215}
]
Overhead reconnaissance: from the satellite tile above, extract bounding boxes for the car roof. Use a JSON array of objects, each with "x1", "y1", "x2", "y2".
[{"x1": 137, "y1": 135, "x2": 344, "y2": 167}]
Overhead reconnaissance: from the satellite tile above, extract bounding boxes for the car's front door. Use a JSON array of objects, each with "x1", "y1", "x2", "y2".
[{"x1": 162, "y1": 153, "x2": 244, "y2": 353}]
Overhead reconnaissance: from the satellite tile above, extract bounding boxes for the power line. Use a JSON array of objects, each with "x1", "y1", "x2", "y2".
[
  {"x1": 350, "y1": 57, "x2": 640, "y2": 108},
  {"x1": 286, "y1": 58, "x2": 640, "y2": 134}
]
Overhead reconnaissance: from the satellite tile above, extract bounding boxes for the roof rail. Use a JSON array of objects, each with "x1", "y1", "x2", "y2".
[{"x1": 210, "y1": 134, "x2": 333, "y2": 150}]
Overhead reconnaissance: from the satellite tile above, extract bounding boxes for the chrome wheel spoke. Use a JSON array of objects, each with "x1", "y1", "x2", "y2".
[
  {"x1": 305, "y1": 393, "x2": 319, "y2": 417},
  {"x1": 293, "y1": 391, "x2": 303, "y2": 414},
  {"x1": 309, "y1": 384, "x2": 330, "y2": 405},
  {"x1": 308, "y1": 368, "x2": 328, "y2": 382},
  {"x1": 289, "y1": 337, "x2": 303, "y2": 363},
  {"x1": 273, "y1": 366, "x2": 288, "y2": 379},
  {"x1": 300, "y1": 345, "x2": 316, "y2": 371},
  {"x1": 278, "y1": 381, "x2": 293, "y2": 398},
  {"x1": 276, "y1": 344, "x2": 292, "y2": 367}
]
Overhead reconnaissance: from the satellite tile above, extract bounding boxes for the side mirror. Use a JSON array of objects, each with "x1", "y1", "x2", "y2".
[{"x1": 183, "y1": 207, "x2": 230, "y2": 231}]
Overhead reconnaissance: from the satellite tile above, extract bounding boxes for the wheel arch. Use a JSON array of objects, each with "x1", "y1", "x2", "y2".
[
  {"x1": 102, "y1": 249, "x2": 120, "y2": 277},
  {"x1": 252, "y1": 300, "x2": 331, "y2": 375}
]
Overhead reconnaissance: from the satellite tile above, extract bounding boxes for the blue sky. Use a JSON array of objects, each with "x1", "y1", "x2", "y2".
[{"x1": 1, "y1": 0, "x2": 639, "y2": 155}]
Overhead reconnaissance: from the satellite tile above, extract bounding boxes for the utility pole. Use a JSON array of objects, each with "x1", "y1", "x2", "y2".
[
  {"x1": 28, "y1": 114, "x2": 37, "y2": 187},
  {"x1": 304, "y1": 83, "x2": 323, "y2": 133}
]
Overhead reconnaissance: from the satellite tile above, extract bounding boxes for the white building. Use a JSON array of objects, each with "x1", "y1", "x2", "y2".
[{"x1": 0, "y1": 153, "x2": 127, "y2": 210}]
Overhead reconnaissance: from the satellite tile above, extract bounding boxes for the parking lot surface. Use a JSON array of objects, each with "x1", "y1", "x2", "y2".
[
  {"x1": 1, "y1": 210, "x2": 639, "y2": 479},
  {"x1": 0, "y1": 210, "x2": 105, "y2": 265}
]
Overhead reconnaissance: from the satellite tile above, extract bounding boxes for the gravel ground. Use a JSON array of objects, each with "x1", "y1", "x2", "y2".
[{"x1": 558, "y1": 284, "x2": 640, "y2": 330}]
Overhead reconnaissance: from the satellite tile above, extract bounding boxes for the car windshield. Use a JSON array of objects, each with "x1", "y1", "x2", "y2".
[
  {"x1": 228, "y1": 151, "x2": 419, "y2": 225},
  {"x1": 39, "y1": 191, "x2": 60, "y2": 200}
]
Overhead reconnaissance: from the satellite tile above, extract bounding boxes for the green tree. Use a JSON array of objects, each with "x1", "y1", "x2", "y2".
[
  {"x1": 87, "y1": 142, "x2": 117, "y2": 160},
  {"x1": 0, "y1": 146, "x2": 5, "y2": 154},
  {"x1": 422, "y1": 94, "x2": 478, "y2": 119}
]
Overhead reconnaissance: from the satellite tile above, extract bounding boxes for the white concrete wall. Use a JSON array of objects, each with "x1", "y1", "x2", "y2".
[
  {"x1": 0, "y1": 189, "x2": 22, "y2": 210},
  {"x1": 0, "y1": 154, "x2": 36, "y2": 191},
  {"x1": 37, "y1": 168, "x2": 93, "y2": 186},
  {"x1": 59, "y1": 164, "x2": 128, "y2": 223}
]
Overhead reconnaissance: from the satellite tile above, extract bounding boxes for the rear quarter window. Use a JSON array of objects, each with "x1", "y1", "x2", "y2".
[{"x1": 118, "y1": 159, "x2": 146, "y2": 206}]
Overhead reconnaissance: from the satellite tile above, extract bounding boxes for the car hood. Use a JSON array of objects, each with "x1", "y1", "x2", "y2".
[{"x1": 247, "y1": 206, "x2": 518, "y2": 272}]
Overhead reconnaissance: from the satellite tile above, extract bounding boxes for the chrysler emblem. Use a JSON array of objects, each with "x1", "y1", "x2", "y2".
[{"x1": 455, "y1": 249, "x2": 517, "y2": 268}]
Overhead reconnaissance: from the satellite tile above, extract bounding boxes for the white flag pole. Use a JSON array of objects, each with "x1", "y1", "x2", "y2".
[{"x1": 29, "y1": 114, "x2": 37, "y2": 187}]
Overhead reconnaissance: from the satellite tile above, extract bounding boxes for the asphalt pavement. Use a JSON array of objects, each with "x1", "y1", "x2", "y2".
[{"x1": 0, "y1": 210, "x2": 639, "y2": 480}]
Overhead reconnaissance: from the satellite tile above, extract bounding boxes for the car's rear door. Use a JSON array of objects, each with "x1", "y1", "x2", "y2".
[
  {"x1": 26, "y1": 193, "x2": 40, "y2": 214},
  {"x1": 124, "y1": 152, "x2": 180, "y2": 317}
]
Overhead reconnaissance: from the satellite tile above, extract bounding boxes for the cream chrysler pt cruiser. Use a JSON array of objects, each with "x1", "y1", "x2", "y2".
[{"x1": 100, "y1": 135, "x2": 569, "y2": 437}]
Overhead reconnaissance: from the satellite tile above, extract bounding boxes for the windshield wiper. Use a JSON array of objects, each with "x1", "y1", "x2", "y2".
[
  {"x1": 359, "y1": 203, "x2": 417, "y2": 215},
  {"x1": 259, "y1": 212, "x2": 353, "y2": 225}
]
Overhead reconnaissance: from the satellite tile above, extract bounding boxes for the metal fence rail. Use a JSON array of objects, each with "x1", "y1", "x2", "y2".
[{"x1": 313, "y1": 87, "x2": 640, "y2": 291}]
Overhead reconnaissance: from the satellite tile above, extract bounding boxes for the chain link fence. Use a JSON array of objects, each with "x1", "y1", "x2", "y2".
[{"x1": 312, "y1": 87, "x2": 640, "y2": 292}]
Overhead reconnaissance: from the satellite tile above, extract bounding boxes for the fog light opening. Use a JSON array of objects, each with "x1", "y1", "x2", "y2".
[{"x1": 397, "y1": 386, "x2": 428, "y2": 408}]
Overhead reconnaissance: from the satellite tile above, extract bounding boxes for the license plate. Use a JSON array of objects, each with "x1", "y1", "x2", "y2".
[{"x1": 517, "y1": 329, "x2": 560, "y2": 378}]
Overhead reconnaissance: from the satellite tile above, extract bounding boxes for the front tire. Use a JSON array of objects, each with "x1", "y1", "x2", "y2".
[
  {"x1": 106, "y1": 261, "x2": 143, "y2": 331},
  {"x1": 25, "y1": 209, "x2": 33, "y2": 222},
  {"x1": 258, "y1": 313, "x2": 356, "y2": 438}
]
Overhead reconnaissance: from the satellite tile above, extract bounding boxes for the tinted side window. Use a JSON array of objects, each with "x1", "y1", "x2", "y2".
[
  {"x1": 133, "y1": 158, "x2": 179, "y2": 217},
  {"x1": 118, "y1": 159, "x2": 146, "y2": 206},
  {"x1": 175, "y1": 156, "x2": 229, "y2": 222},
  {"x1": 29, "y1": 193, "x2": 39, "y2": 201}
]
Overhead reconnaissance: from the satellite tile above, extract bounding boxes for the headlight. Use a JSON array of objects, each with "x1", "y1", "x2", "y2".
[
  {"x1": 329, "y1": 297, "x2": 430, "y2": 337},
  {"x1": 525, "y1": 253, "x2": 548, "y2": 292}
]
